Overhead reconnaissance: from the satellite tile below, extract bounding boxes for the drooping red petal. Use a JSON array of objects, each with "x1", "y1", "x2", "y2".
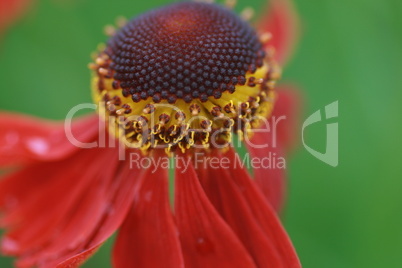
[
  {"x1": 113, "y1": 151, "x2": 184, "y2": 268},
  {"x1": 198, "y1": 149, "x2": 300, "y2": 267},
  {"x1": 271, "y1": 86, "x2": 303, "y2": 152},
  {"x1": 0, "y1": 0, "x2": 31, "y2": 35},
  {"x1": 257, "y1": 0, "x2": 300, "y2": 64},
  {"x1": 228, "y1": 149, "x2": 300, "y2": 267},
  {"x1": 247, "y1": 142, "x2": 287, "y2": 212},
  {"x1": 0, "y1": 113, "x2": 100, "y2": 167},
  {"x1": 47, "y1": 151, "x2": 143, "y2": 268},
  {"x1": 55, "y1": 246, "x2": 100, "y2": 268},
  {"x1": 0, "y1": 147, "x2": 111, "y2": 233},
  {"x1": 246, "y1": 87, "x2": 302, "y2": 210},
  {"x1": 14, "y1": 148, "x2": 121, "y2": 267},
  {"x1": 175, "y1": 157, "x2": 256, "y2": 268},
  {"x1": 0, "y1": 146, "x2": 116, "y2": 263},
  {"x1": 0, "y1": 145, "x2": 142, "y2": 267},
  {"x1": 197, "y1": 157, "x2": 283, "y2": 266}
]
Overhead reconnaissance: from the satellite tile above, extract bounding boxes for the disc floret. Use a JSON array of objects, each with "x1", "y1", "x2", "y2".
[{"x1": 91, "y1": 2, "x2": 281, "y2": 153}]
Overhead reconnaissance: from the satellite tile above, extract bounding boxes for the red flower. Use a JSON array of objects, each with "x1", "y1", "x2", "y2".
[
  {"x1": 0, "y1": 0, "x2": 32, "y2": 36},
  {"x1": 0, "y1": 0, "x2": 302, "y2": 267}
]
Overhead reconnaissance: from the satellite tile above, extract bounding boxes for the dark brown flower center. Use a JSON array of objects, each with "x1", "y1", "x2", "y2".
[
  {"x1": 104, "y1": 2, "x2": 266, "y2": 104},
  {"x1": 91, "y1": 1, "x2": 280, "y2": 153}
]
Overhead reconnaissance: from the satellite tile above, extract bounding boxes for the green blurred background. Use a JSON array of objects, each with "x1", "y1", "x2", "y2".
[{"x1": 1, "y1": 0, "x2": 401, "y2": 267}]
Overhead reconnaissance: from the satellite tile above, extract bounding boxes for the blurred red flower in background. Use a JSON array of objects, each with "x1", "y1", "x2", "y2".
[
  {"x1": 0, "y1": 0, "x2": 302, "y2": 267},
  {"x1": 0, "y1": 0, "x2": 32, "y2": 36}
]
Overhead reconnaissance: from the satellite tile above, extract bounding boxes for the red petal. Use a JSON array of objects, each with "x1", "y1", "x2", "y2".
[
  {"x1": 246, "y1": 87, "x2": 302, "y2": 210},
  {"x1": 0, "y1": 0, "x2": 31, "y2": 35},
  {"x1": 0, "y1": 113, "x2": 100, "y2": 167},
  {"x1": 45, "y1": 157, "x2": 141, "y2": 268},
  {"x1": 245, "y1": 130, "x2": 287, "y2": 212},
  {"x1": 16, "y1": 148, "x2": 121, "y2": 267},
  {"x1": 271, "y1": 86, "x2": 303, "y2": 152},
  {"x1": 257, "y1": 0, "x2": 300, "y2": 64},
  {"x1": 175, "y1": 157, "x2": 256, "y2": 268},
  {"x1": 55, "y1": 246, "x2": 100, "y2": 268},
  {"x1": 0, "y1": 147, "x2": 114, "y2": 261},
  {"x1": 113, "y1": 152, "x2": 184, "y2": 268},
  {"x1": 1, "y1": 146, "x2": 141, "y2": 267},
  {"x1": 0, "y1": 148, "x2": 110, "y2": 233},
  {"x1": 198, "y1": 149, "x2": 300, "y2": 267}
]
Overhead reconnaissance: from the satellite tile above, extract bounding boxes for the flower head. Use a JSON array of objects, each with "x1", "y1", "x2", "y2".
[
  {"x1": 0, "y1": 0, "x2": 302, "y2": 267},
  {"x1": 91, "y1": 2, "x2": 280, "y2": 153}
]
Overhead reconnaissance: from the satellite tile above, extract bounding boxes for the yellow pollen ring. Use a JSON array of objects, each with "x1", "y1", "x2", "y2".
[{"x1": 91, "y1": 56, "x2": 279, "y2": 153}]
